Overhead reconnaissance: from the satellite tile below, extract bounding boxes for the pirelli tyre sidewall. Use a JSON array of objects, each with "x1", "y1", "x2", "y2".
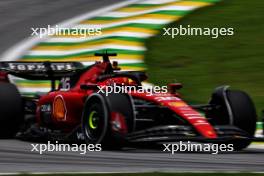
[{"x1": 0, "y1": 82, "x2": 23, "y2": 138}]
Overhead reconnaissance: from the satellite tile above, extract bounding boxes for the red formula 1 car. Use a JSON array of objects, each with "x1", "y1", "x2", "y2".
[{"x1": 0, "y1": 53, "x2": 257, "y2": 150}]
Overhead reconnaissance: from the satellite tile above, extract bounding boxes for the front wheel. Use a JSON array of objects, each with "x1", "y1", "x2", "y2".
[
  {"x1": 81, "y1": 94, "x2": 108, "y2": 144},
  {"x1": 208, "y1": 87, "x2": 257, "y2": 150},
  {"x1": 81, "y1": 93, "x2": 134, "y2": 149},
  {"x1": 226, "y1": 90, "x2": 257, "y2": 150}
]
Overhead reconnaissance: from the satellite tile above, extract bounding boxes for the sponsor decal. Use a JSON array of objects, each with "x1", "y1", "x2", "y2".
[
  {"x1": 53, "y1": 95, "x2": 67, "y2": 121},
  {"x1": 168, "y1": 102, "x2": 187, "y2": 107},
  {"x1": 8, "y1": 62, "x2": 74, "y2": 71},
  {"x1": 154, "y1": 96, "x2": 180, "y2": 102},
  {"x1": 40, "y1": 104, "x2": 51, "y2": 112},
  {"x1": 60, "y1": 77, "x2": 71, "y2": 91}
]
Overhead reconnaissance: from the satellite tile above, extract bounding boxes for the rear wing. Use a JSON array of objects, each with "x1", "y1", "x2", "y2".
[
  {"x1": 0, "y1": 61, "x2": 84, "y2": 80},
  {"x1": 0, "y1": 61, "x2": 85, "y2": 91}
]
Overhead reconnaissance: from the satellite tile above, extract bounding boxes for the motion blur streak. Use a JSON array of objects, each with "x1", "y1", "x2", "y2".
[{"x1": 10, "y1": 0, "x2": 220, "y2": 93}]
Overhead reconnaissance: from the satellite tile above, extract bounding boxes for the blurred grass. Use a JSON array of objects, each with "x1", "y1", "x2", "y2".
[{"x1": 145, "y1": 0, "x2": 264, "y2": 117}]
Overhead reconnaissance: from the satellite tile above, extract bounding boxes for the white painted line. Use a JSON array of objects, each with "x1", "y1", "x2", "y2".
[
  {"x1": 0, "y1": 0, "x2": 141, "y2": 61},
  {"x1": 44, "y1": 31, "x2": 153, "y2": 43},
  {"x1": 257, "y1": 121, "x2": 263, "y2": 125},
  {"x1": 12, "y1": 60, "x2": 143, "y2": 67},
  {"x1": 255, "y1": 129, "x2": 263, "y2": 138},
  {"x1": 75, "y1": 18, "x2": 173, "y2": 27},
  {"x1": 136, "y1": 0, "x2": 180, "y2": 4},
  {"x1": 17, "y1": 87, "x2": 51, "y2": 92},
  {"x1": 27, "y1": 44, "x2": 146, "y2": 56},
  {"x1": 249, "y1": 144, "x2": 264, "y2": 149},
  {"x1": 100, "y1": 5, "x2": 197, "y2": 18}
]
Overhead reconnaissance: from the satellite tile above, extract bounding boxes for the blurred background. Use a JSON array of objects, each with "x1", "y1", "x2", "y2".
[{"x1": 145, "y1": 0, "x2": 264, "y2": 117}]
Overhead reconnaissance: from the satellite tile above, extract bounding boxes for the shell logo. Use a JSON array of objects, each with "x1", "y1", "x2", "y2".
[
  {"x1": 53, "y1": 95, "x2": 67, "y2": 121},
  {"x1": 168, "y1": 102, "x2": 187, "y2": 107}
]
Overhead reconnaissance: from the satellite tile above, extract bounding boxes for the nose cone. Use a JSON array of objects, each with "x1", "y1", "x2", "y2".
[
  {"x1": 195, "y1": 124, "x2": 217, "y2": 138},
  {"x1": 166, "y1": 101, "x2": 218, "y2": 139}
]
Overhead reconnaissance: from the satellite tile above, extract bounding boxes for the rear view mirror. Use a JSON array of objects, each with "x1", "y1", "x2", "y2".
[{"x1": 168, "y1": 83, "x2": 183, "y2": 94}]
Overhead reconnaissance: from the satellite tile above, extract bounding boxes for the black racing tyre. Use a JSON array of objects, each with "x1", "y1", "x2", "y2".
[
  {"x1": 81, "y1": 93, "x2": 134, "y2": 149},
  {"x1": 0, "y1": 82, "x2": 23, "y2": 138},
  {"x1": 227, "y1": 91, "x2": 257, "y2": 136},
  {"x1": 81, "y1": 94, "x2": 108, "y2": 144},
  {"x1": 208, "y1": 89, "x2": 257, "y2": 150},
  {"x1": 105, "y1": 92, "x2": 135, "y2": 133},
  {"x1": 104, "y1": 92, "x2": 135, "y2": 149},
  {"x1": 226, "y1": 90, "x2": 256, "y2": 150}
]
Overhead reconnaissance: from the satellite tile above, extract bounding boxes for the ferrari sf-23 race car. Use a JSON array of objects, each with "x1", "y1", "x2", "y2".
[{"x1": 0, "y1": 53, "x2": 257, "y2": 150}]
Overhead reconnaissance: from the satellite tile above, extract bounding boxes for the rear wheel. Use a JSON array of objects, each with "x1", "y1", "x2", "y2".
[
  {"x1": 208, "y1": 87, "x2": 257, "y2": 150},
  {"x1": 0, "y1": 83, "x2": 23, "y2": 138}
]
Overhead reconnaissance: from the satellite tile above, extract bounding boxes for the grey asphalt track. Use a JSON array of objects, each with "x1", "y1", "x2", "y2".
[
  {"x1": 0, "y1": 0, "x2": 123, "y2": 55},
  {"x1": 1, "y1": 0, "x2": 264, "y2": 174},
  {"x1": 0, "y1": 140, "x2": 264, "y2": 173}
]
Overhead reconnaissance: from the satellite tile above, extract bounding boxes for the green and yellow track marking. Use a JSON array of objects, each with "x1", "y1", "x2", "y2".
[{"x1": 17, "y1": 0, "x2": 219, "y2": 92}]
